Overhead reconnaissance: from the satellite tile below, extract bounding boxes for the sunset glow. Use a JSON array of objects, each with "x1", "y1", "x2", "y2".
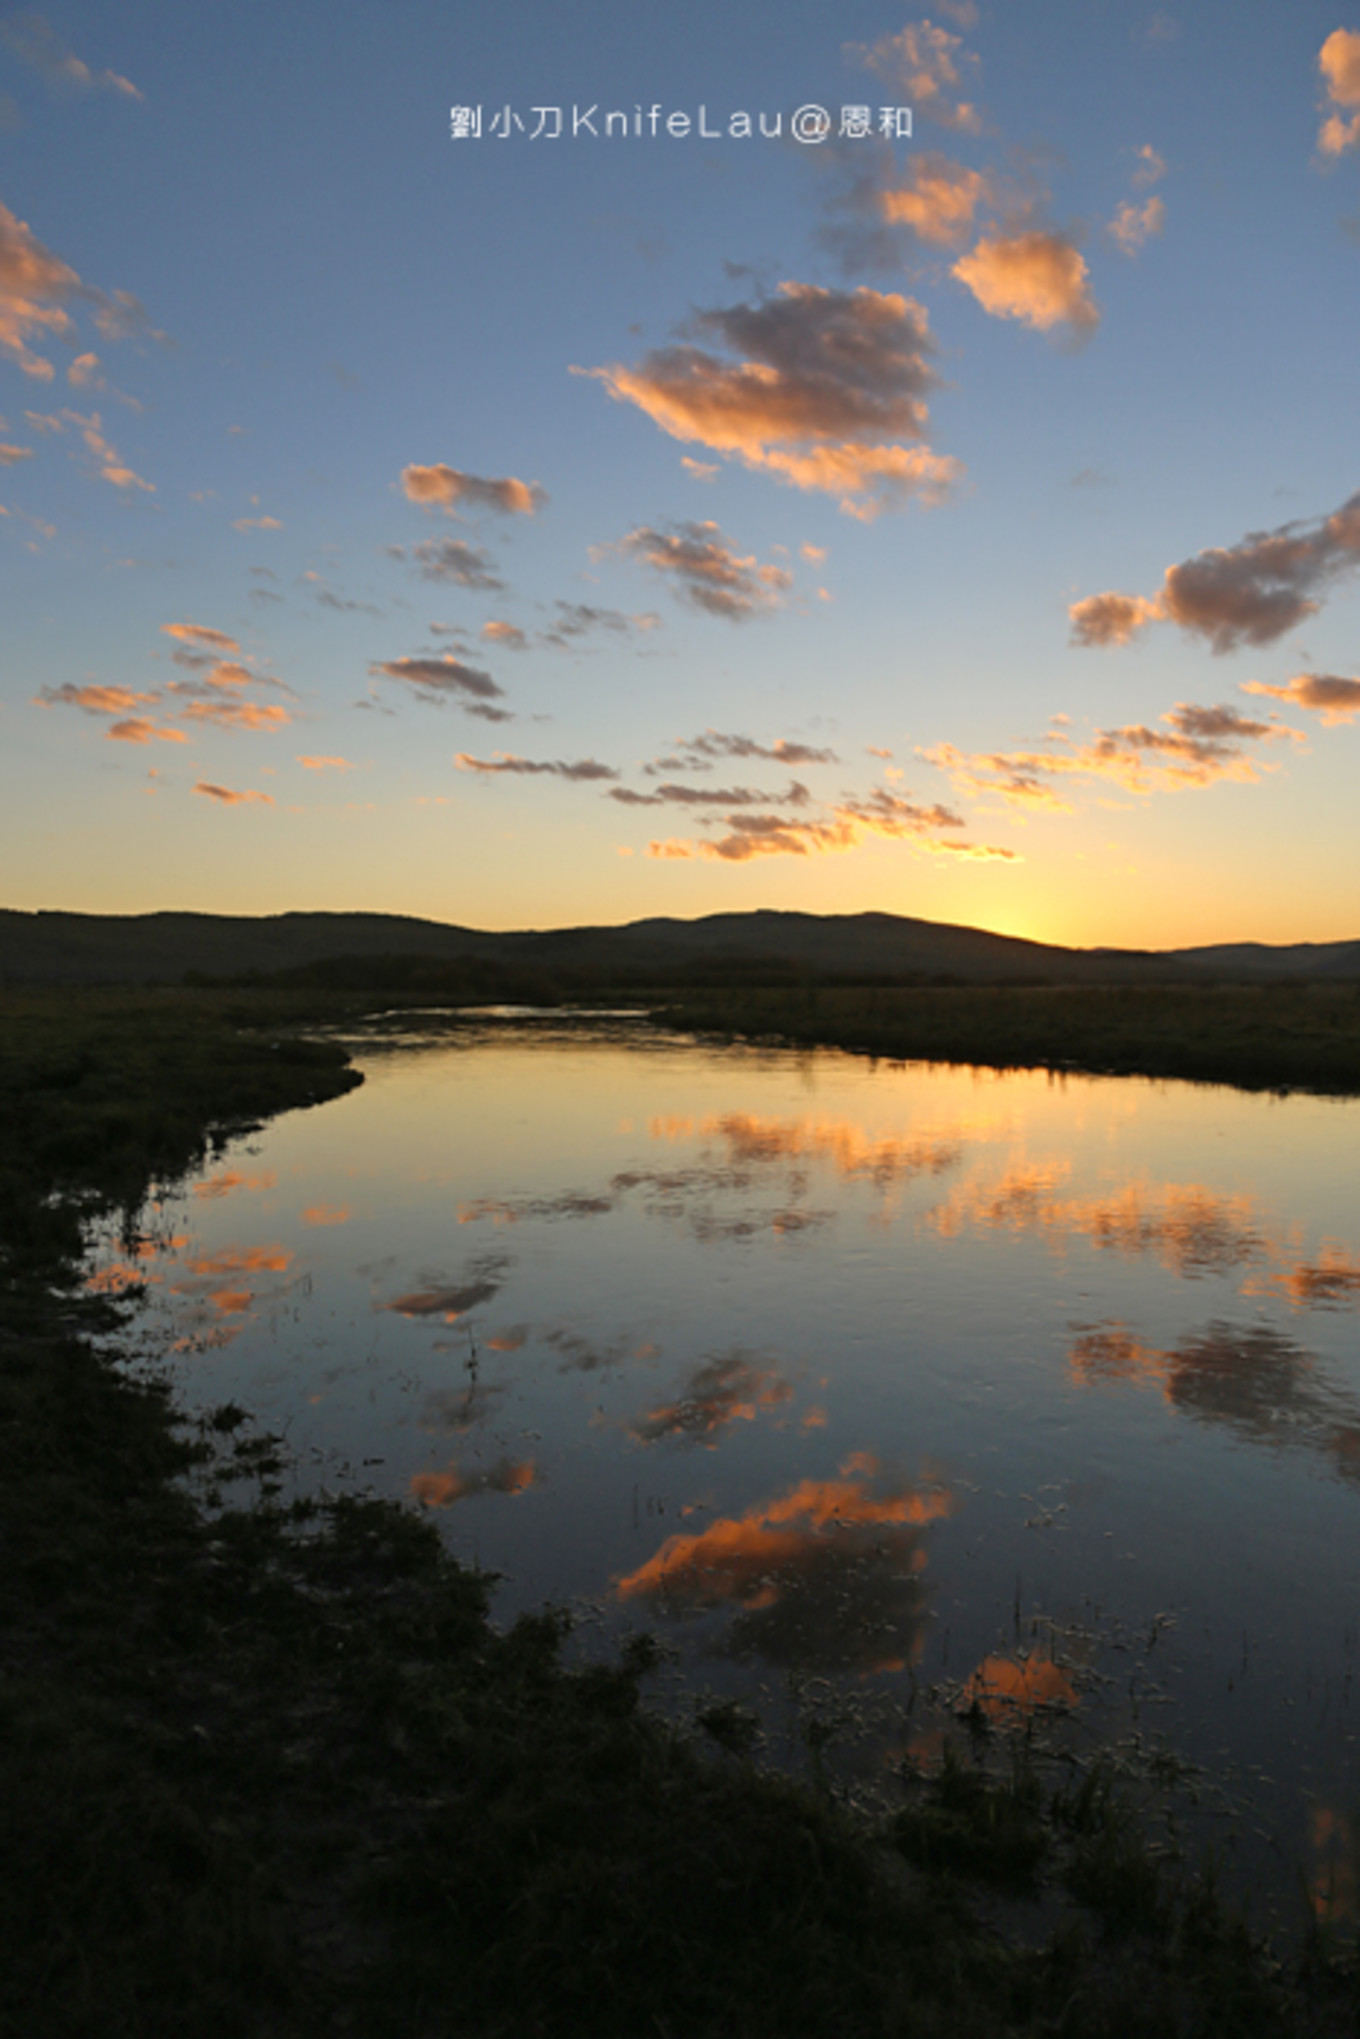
[{"x1": 1, "y1": 6, "x2": 1357, "y2": 946}]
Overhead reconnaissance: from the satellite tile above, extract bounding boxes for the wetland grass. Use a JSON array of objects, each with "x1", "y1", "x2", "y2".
[{"x1": 2, "y1": 986, "x2": 1356, "y2": 2034}]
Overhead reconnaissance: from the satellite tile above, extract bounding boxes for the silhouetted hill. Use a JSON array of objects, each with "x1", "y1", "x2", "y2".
[{"x1": 1, "y1": 907, "x2": 1356, "y2": 988}]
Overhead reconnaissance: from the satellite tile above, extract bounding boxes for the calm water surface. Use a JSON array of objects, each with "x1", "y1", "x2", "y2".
[{"x1": 92, "y1": 1016, "x2": 1360, "y2": 1932}]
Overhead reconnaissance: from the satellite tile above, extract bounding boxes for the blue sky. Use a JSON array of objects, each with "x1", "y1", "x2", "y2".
[{"x1": 3, "y1": 0, "x2": 1359, "y2": 945}]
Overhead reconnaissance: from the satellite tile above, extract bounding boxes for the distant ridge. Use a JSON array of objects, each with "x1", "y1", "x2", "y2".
[{"x1": 3, "y1": 907, "x2": 1358, "y2": 988}]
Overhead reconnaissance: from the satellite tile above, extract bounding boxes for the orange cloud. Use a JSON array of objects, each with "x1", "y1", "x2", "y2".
[
  {"x1": 35, "y1": 682, "x2": 157, "y2": 715},
  {"x1": 0, "y1": 440, "x2": 33, "y2": 464},
  {"x1": 1072, "y1": 490, "x2": 1360, "y2": 653},
  {"x1": 1241, "y1": 672, "x2": 1360, "y2": 725},
  {"x1": 107, "y1": 717, "x2": 187, "y2": 744},
  {"x1": 161, "y1": 622, "x2": 241, "y2": 652},
  {"x1": 586, "y1": 281, "x2": 954, "y2": 515},
  {"x1": 0, "y1": 200, "x2": 78, "y2": 377},
  {"x1": 296, "y1": 754, "x2": 355, "y2": 770},
  {"x1": 1108, "y1": 195, "x2": 1165, "y2": 254},
  {"x1": 179, "y1": 699, "x2": 291, "y2": 732},
  {"x1": 929, "y1": 701, "x2": 1289, "y2": 804},
  {"x1": 302, "y1": 1203, "x2": 353, "y2": 1226},
  {"x1": 411, "y1": 1457, "x2": 537, "y2": 1507},
  {"x1": 1318, "y1": 29, "x2": 1360, "y2": 158},
  {"x1": 953, "y1": 230, "x2": 1098, "y2": 334},
  {"x1": 232, "y1": 514, "x2": 281, "y2": 531},
  {"x1": 647, "y1": 782, "x2": 1016, "y2": 865},
  {"x1": 878, "y1": 154, "x2": 991, "y2": 246},
  {"x1": 193, "y1": 781, "x2": 275, "y2": 806},
  {"x1": 400, "y1": 464, "x2": 546, "y2": 516},
  {"x1": 847, "y1": 20, "x2": 983, "y2": 132}
]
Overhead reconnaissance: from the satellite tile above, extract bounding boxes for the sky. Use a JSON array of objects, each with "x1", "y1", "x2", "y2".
[{"x1": 2, "y1": 0, "x2": 1359, "y2": 949}]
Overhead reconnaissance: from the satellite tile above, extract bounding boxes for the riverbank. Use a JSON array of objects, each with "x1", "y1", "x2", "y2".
[
  {"x1": 2, "y1": 987, "x2": 1356, "y2": 2035},
  {"x1": 651, "y1": 980, "x2": 1360, "y2": 1095}
]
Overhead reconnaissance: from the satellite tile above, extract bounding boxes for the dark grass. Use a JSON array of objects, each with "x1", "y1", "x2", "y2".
[
  {"x1": 2, "y1": 986, "x2": 1358, "y2": 2035},
  {"x1": 650, "y1": 980, "x2": 1360, "y2": 1095}
]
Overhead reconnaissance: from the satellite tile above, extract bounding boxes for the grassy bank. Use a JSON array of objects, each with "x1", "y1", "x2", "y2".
[
  {"x1": 2, "y1": 987, "x2": 1357, "y2": 2035},
  {"x1": 651, "y1": 980, "x2": 1360, "y2": 1095}
]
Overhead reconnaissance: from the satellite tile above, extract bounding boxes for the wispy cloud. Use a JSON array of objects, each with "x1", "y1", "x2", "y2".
[
  {"x1": 400, "y1": 463, "x2": 546, "y2": 516},
  {"x1": 454, "y1": 751, "x2": 619, "y2": 781},
  {"x1": 1071, "y1": 490, "x2": 1360, "y2": 652},
  {"x1": 646, "y1": 781, "x2": 1016, "y2": 865},
  {"x1": 0, "y1": 202, "x2": 79, "y2": 378},
  {"x1": 0, "y1": 14, "x2": 142, "y2": 97},
  {"x1": 297, "y1": 754, "x2": 356, "y2": 770},
  {"x1": 1108, "y1": 195, "x2": 1165, "y2": 254},
  {"x1": 370, "y1": 653, "x2": 505, "y2": 704},
  {"x1": 106, "y1": 717, "x2": 187, "y2": 744},
  {"x1": 846, "y1": 20, "x2": 983, "y2": 133},
  {"x1": 585, "y1": 281, "x2": 959, "y2": 516},
  {"x1": 35, "y1": 682, "x2": 157, "y2": 715},
  {"x1": 612, "y1": 521, "x2": 793, "y2": 620},
  {"x1": 193, "y1": 781, "x2": 275, "y2": 806},
  {"x1": 648, "y1": 730, "x2": 839, "y2": 772},
  {"x1": 923, "y1": 699, "x2": 1292, "y2": 808},
  {"x1": 62, "y1": 408, "x2": 152, "y2": 490},
  {"x1": 161, "y1": 622, "x2": 241, "y2": 653},
  {"x1": 388, "y1": 536, "x2": 505, "y2": 589},
  {"x1": 610, "y1": 779, "x2": 812, "y2": 809}
]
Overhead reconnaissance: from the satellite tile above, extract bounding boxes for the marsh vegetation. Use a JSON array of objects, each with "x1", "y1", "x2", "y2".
[{"x1": 3, "y1": 986, "x2": 1358, "y2": 2035}]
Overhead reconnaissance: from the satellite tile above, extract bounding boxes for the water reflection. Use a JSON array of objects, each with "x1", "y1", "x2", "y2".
[
  {"x1": 615, "y1": 1456, "x2": 952, "y2": 1674},
  {"x1": 963, "y1": 1653, "x2": 1080, "y2": 1719},
  {"x1": 1072, "y1": 1318, "x2": 1360, "y2": 1478},
  {"x1": 411, "y1": 1456, "x2": 538, "y2": 1507},
  {"x1": 1310, "y1": 1807, "x2": 1358, "y2": 1925},
  {"x1": 87, "y1": 1025, "x2": 1360, "y2": 1930},
  {"x1": 628, "y1": 1353, "x2": 792, "y2": 1448},
  {"x1": 932, "y1": 1166, "x2": 1266, "y2": 1275},
  {"x1": 193, "y1": 1167, "x2": 276, "y2": 1200},
  {"x1": 385, "y1": 1274, "x2": 506, "y2": 1321}
]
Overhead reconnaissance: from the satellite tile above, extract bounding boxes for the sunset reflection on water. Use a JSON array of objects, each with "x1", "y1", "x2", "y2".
[{"x1": 88, "y1": 1018, "x2": 1360, "y2": 1926}]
